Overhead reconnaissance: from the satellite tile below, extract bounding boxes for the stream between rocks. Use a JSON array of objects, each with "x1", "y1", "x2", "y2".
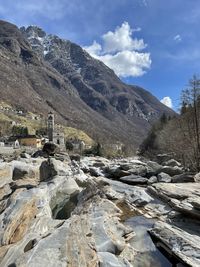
[{"x1": 125, "y1": 215, "x2": 188, "y2": 267}]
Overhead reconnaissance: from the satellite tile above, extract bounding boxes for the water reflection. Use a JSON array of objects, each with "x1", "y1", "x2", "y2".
[{"x1": 125, "y1": 216, "x2": 183, "y2": 267}]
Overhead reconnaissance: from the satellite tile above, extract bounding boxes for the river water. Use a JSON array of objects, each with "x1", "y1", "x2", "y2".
[{"x1": 125, "y1": 215, "x2": 187, "y2": 267}]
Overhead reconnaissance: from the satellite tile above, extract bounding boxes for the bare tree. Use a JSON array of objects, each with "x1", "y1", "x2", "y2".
[{"x1": 181, "y1": 75, "x2": 200, "y2": 170}]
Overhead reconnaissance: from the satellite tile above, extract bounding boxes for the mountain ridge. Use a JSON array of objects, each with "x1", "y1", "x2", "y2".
[{"x1": 0, "y1": 20, "x2": 175, "y2": 152}]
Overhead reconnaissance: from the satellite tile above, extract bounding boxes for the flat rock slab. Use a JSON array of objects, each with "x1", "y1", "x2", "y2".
[
  {"x1": 120, "y1": 175, "x2": 148, "y2": 185},
  {"x1": 172, "y1": 173, "x2": 195, "y2": 183},
  {"x1": 148, "y1": 183, "x2": 200, "y2": 219},
  {"x1": 149, "y1": 221, "x2": 200, "y2": 267}
]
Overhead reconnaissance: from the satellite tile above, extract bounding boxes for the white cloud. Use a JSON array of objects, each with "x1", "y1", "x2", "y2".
[
  {"x1": 84, "y1": 41, "x2": 102, "y2": 56},
  {"x1": 161, "y1": 97, "x2": 173, "y2": 108},
  {"x1": 174, "y1": 34, "x2": 182, "y2": 42},
  {"x1": 83, "y1": 22, "x2": 151, "y2": 77},
  {"x1": 102, "y1": 22, "x2": 146, "y2": 53}
]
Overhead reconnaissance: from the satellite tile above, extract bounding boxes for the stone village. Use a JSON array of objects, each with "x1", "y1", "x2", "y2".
[{"x1": 0, "y1": 112, "x2": 87, "y2": 153}]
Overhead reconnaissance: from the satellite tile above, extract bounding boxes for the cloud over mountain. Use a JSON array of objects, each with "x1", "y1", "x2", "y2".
[
  {"x1": 84, "y1": 22, "x2": 151, "y2": 77},
  {"x1": 161, "y1": 96, "x2": 173, "y2": 108}
]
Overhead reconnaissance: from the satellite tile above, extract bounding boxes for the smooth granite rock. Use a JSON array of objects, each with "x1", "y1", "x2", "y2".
[
  {"x1": 172, "y1": 173, "x2": 195, "y2": 183},
  {"x1": 147, "y1": 176, "x2": 158, "y2": 185},
  {"x1": 0, "y1": 163, "x2": 13, "y2": 187},
  {"x1": 159, "y1": 166, "x2": 183, "y2": 176},
  {"x1": 120, "y1": 175, "x2": 148, "y2": 185},
  {"x1": 1, "y1": 155, "x2": 200, "y2": 267},
  {"x1": 149, "y1": 221, "x2": 200, "y2": 267},
  {"x1": 164, "y1": 159, "x2": 182, "y2": 167},
  {"x1": 157, "y1": 172, "x2": 171, "y2": 183},
  {"x1": 194, "y1": 172, "x2": 200, "y2": 182}
]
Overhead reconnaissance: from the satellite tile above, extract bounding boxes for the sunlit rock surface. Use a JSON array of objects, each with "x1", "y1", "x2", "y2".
[{"x1": 0, "y1": 154, "x2": 200, "y2": 266}]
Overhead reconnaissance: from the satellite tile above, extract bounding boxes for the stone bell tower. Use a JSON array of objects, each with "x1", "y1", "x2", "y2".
[{"x1": 47, "y1": 112, "x2": 54, "y2": 142}]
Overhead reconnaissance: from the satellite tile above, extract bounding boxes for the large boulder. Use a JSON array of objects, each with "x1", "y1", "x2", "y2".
[
  {"x1": 120, "y1": 160, "x2": 147, "y2": 177},
  {"x1": 157, "y1": 172, "x2": 171, "y2": 183},
  {"x1": 39, "y1": 158, "x2": 70, "y2": 181},
  {"x1": 0, "y1": 162, "x2": 13, "y2": 187},
  {"x1": 159, "y1": 166, "x2": 183, "y2": 176},
  {"x1": 164, "y1": 159, "x2": 182, "y2": 167},
  {"x1": 172, "y1": 173, "x2": 195, "y2": 183},
  {"x1": 104, "y1": 166, "x2": 130, "y2": 179},
  {"x1": 146, "y1": 161, "x2": 162, "y2": 177},
  {"x1": 89, "y1": 167, "x2": 104, "y2": 177},
  {"x1": 194, "y1": 172, "x2": 200, "y2": 182},
  {"x1": 70, "y1": 154, "x2": 81, "y2": 162},
  {"x1": 42, "y1": 142, "x2": 60, "y2": 156},
  {"x1": 0, "y1": 183, "x2": 12, "y2": 201},
  {"x1": 32, "y1": 150, "x2": 48, "y2": 158},
  {"x1": 156, "y1": 153, "x2": 175, "y2": 164},
  {"x1": 54, "y1": 152, "x2": 70, "y2": 162},
  {"x1": 12, "y1": 161, "x2": 40, "y2": 181},
  {"x1": 149, "y1": 221, "x2": 200, "y2": 267},
  {"x1": 147, "y1": 176, "x2": 158, "y2": 185}
]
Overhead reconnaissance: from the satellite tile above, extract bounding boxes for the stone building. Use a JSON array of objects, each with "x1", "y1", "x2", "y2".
[
  {"x1": 47, "y1": 112, "x2": 65, "y2": 150},
  {"x1": 18, "y1": 135, "x2": 42, "y2": 148},
  {"x1": 5, "y1": 137, "x2": 20, "y2": 149}
]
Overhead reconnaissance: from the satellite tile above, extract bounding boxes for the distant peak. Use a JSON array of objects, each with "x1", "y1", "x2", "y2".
[{"x1": 20, "y1": 25, "x2": 46, "y2": 39}]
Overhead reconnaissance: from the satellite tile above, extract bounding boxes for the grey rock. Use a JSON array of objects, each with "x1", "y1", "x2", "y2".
[
  {"x1": 54, "y1": 152, "x2": 70, "y2": 162},
  {"x1": 159, "y1": 166, "x2": 183, "y2": 176},
  {"x1": 149, "y1": 221, "x2": 200, "y2": 267},
  {"x1": 0, "y1": 162, "x2": 13, "y2": 187},
  {"x1": 156, "y1": 153, "x2": 175, "y2": 164},
  {"x1": 148, "y1": 183, "x2": 200, "y2": 219},
  {"x1": 42, "y1": 142, "x2": 60, "y2": 156},
  {"x1": 120, "y1": 174, "x2": 148, "y2": 185},
  {"x1": 70, "y1": 154, "x2": 81, "y2": 162},
  {"x1": 164, "y1": 159, "x2": 181, "y2": 167},
  {"x1": 105, "y1": 166, "x2": 130, "y2": 179},
  {"x1": 128, "y1": 165, "x2": 147, "y2": 177},
  {"x1": 194, "y1": 172, "x2": 200, "y2": 182},
  {"x1": 89, "y1": 167, "x2": 104, "y2": 177},
  {"x1": 0, "y1": 183, "x2": 12, "y2": 201},
  {"x1": 147, "y1": 176, "x2": 158, "y2": 184},
  {"x1": 98, "y1": 252, "x2": 129, "y2": 267},
  {"x1": 188, "y1": 198, "x2": 200, "y2": 210},
  {"x1": 103, "y1": 178, "x2": 153, "y2": 206},
  {"x1": 32, "y1": 150, "x2": 48, "y2": 158},
  {"x1": 157, "y1": 172, "x2": 171, "y2": 183},
  {"x1": 39, "y1": 158, "x2": 69, "y2": 181},
  {"x1": 146, "y1": 161, "x2": 162, "y2": 177},
  {"x1": 93, "y1": 161, "x2": 106, "y2": 168},
  {"x1": 12, "y1": 161, "x2": 39, "y2": 181},
  {"x1": 172, "y1": 173, "x2": 195, "y2": 183},
  {"x1": 20, "y1": 152, "x2": 31, "y2": 159}
]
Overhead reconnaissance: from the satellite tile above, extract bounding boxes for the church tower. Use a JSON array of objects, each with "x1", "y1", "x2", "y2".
[{"x1": 47, "y1": 112, "x2": 54, "y2": 142}]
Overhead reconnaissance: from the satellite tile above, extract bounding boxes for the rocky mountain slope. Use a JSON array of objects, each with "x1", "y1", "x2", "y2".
[{"x1": 0, "y1": 20, "x2": 175, "y2": 151}]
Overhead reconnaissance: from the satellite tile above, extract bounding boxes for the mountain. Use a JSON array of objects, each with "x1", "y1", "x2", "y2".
[{"x1": 0, "y1": 20, "x2": 175, "y2": 152}]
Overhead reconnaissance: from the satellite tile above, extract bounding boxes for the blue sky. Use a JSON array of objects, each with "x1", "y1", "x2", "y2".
[{"x1": 0, "y1": 0, "x2": 200, "y2": 110}]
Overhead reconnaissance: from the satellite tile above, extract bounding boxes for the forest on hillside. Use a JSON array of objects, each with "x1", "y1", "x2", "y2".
[{"x1": 140, "y1": 75, "x2": 200, "y2": 171}]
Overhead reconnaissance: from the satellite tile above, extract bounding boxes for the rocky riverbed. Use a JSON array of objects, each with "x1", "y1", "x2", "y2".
[{"x1": 0, "y1": 152, "x2": 200, "y2": 266}]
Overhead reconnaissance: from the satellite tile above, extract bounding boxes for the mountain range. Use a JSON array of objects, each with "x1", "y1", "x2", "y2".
[{"x1": 0, "y1": 20, "x2": 175, "y2": 152}]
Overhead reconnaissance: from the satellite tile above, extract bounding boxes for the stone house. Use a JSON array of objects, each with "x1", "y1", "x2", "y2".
[
  {"x1": 18, "y1": 135, "x2": 42, "y2": 148},
  {"x1": 5, "y1": 137, "x2": 20, "y2": 149}
]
